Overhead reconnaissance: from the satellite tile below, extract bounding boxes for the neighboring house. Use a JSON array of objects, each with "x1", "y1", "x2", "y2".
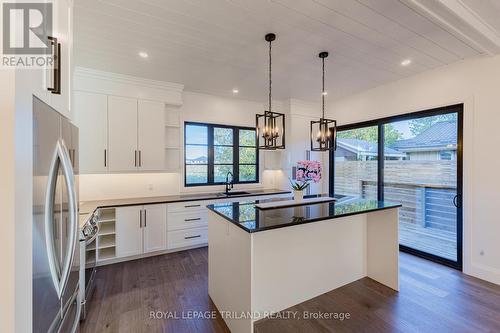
[
  {"x1": 336, "y1": 138, "x2": 406, "y2": 161},
  {"x1": 392, "y1": 121, "x2": 457, "y2": 161}
]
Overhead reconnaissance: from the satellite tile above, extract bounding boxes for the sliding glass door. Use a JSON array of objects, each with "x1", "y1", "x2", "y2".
[
  {"x1": 333, "y1": 126, "x2": 379, "y2": 200},
  {"x1": 331, "y1": 105, "x2": 463, "y2": 269}
]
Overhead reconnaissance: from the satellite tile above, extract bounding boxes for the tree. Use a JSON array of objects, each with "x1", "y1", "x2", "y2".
[
  {"x1": 409, "y1": 113, "x2": 457, "y2": 136},
  {"x1": 337, "y1": 125, "x2": 403, "y2": 146}
]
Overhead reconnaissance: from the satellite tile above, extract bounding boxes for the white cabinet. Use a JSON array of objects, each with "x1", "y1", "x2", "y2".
[
  {"x1": 74, "y1": 91, "x2": 108, "y2": 173},
  {"x1": 138, "y1": 100, "x2": 165, "y2": 171},
  {"x1": 167, "y1": 227, "x2": 208, "y2": 249},
  {"x1": 108, "y1": 96, "x2": 138, "y2": 172},
  {"x1": 166, "y1": 201, "x2": 209, "y2": 250},
  {"x1": 115, "y1": 204, "x2": 167, "y2": 259},
  {"x1": 30, "y1": 0, "x2": 73, "y2": 118},
  {"x1": 143, "y1": 204, "x2": 167, "y2": 253},
  {"x1": 115, "y1": 206, "x2": 143, "y2": 258},
  {"x1": 49, "y1": 0, "x2": 73, "y2": 116},
  {"x1": 75, "y1": 93, "x2": 168, "y2": 173}
]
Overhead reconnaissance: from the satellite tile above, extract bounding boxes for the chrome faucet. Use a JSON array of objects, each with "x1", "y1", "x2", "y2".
[{"x1": 225, "y1": 171, "x2": 234, "y2": 194}]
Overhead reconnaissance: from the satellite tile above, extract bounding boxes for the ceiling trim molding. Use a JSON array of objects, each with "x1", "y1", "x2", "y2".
[
  {"x1": 74, "y1": 67, "x2": 184, "y2": 105},
  {"x1": 401, "y1": 0, "x2": 500, "y2": 55},
  {"x1": 74, "y1": 67, "x2": 184, "y2": 91}
]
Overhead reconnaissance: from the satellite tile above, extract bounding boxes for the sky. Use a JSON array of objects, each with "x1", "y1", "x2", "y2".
[{"x1": 392, "y1": 120, "x2": 413, "y2": 139}]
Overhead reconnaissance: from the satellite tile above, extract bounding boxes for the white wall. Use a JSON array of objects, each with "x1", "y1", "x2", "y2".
[
  {"x1": 79, "y1": 91, "x2": 283, "y2": 201},
  {"x1": 0, "y1": 69, "x2": 16, "y2": 333},
  {"x1": 327, "y1": 54, "x2": 500, "y2": 285}
]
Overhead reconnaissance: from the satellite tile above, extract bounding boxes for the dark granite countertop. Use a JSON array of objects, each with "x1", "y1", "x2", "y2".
[
  {"x1": 207, "y1": 195, "x2": 402, "y2": 233},
  {"x1": 78, "y1": 189, "x2": 290, "y2": 226}
]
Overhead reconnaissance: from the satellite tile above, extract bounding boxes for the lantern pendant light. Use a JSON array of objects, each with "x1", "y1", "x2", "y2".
[
  {"x1": 310, "y1": 51, "x2": 337, "y2": 152},
  {"x1": 256, "y1": 33, "x2": 286, "y2": 150}
]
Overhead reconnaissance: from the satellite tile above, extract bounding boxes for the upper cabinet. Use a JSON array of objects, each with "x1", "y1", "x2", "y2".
[
  {"x1": 73, "y1": 68, "x2": 184, "y2": 174},
  {"x1": 75, "y1": 92, "x2": 168, "y2": 173},
  {"x1": 137, "y1": 100, "x2": 166, "y2": 171},
  {"x1": 74, "y1": 91, "x2": 108, "y2": 173},
  {"x1": 32, "y1": 0, "x2": 73, "y2": 118},
  {"x1": 49, "y1": 0, "x2": 73, "y2": 116},
  {"x1": 108, "y1": 96, "x2": 138, "y2": 172}
]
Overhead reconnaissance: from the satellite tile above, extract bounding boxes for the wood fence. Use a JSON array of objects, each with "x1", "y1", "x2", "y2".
[{"x1": 334, "y1": 161, "x2": 457, "y2": 231}]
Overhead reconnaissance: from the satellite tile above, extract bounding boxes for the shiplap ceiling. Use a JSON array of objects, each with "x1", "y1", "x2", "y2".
[{"x1": 74, "y1": 0, "x2": 500, "y2": 102}]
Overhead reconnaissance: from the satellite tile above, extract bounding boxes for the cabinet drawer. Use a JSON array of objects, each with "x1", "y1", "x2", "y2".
[
  {"x1": 167, "y1": 211, "x2": 208, "y2": 231},
  {"x1": 168, "y1": 227, "x2": 208, "y2": 249},
  {"x1": 167, "y1": 201, "x2": 208, "y2": 213}
]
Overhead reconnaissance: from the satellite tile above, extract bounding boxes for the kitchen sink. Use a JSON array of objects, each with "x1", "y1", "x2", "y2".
[{"x1": 221, "y1": 191, "x2": 251, "y2": 196}]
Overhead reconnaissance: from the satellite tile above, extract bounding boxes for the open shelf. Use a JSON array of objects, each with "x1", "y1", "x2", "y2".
[
  {"x1": 98, "y1": 234, "x2": 115, "y2": 249},
  {"x1": 86, "y1": 250, "x2": 96, "y2": 265},
  {"x1": 98, "y1": 208, "x2": 115, "y2": 222},
  {"x1": 98, "y1": 247, "x2": 116, "y2": 261},
  {"x1": 98, "y1": 223, "x2": 115, "y2": 235},
  {"x1": 86, "y1": 241, "x2": 96, "y2": 251},
  {"x1": 165, "y1": 106, "x2": 181, "y2": 127},
  {"x1": 95, "y1": 207, "x2": 117, "y2": 262}
]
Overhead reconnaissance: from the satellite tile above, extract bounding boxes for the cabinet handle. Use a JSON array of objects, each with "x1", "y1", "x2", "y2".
[
  {"x1": 185, "y1": 204, "x2": 201, "y2": 208},
  {"x1": 185, "y1": 235, "x2": 201, "y2": 240},
  {"x1": 47, "y1": 36, "x2": 61, "y2": 95},
  {"x1": 139, "y1": 209, "x2": 142, "y2": 228},
  {"x1": 144, "y1": 210, "x2": 147, "y2": 227},
  {"x1": 104, "y1": 149, "x2": 107, "y2": 167},
  {"x1": 184, "y1": 218, "x2": 201, "y2": 222},
  {"x1": 134, "y1": 150, "x2": 137, "y2": 167},
  {"x1": 139, "y1": 150, "x2": 142, "y2": 167}
]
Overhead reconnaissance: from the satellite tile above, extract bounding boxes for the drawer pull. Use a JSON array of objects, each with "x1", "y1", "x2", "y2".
[
  {"x1": 185, "y1": 204, "x2": 201, "y2": 208},
  {"x1": 185, "y1": 235, "x2": 201, "y2": 240},
  {"x1": 184, "y1": 218, "x2": 201, "y2": 222}
]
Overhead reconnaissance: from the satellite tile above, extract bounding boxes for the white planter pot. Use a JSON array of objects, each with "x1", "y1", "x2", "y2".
[{"x1": 294, "y1": 190, "x2": 304, "y2": 201}]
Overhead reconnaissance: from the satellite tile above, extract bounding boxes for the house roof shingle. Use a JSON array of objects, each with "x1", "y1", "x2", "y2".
[
  {"x1": 337, "y1": 138, "x2": 405, "y2": 156},
  {"x1": 392, "y1": 121, "x2": 457, "y2": 151}
]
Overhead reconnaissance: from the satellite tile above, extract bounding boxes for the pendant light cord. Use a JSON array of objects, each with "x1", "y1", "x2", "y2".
[
  {"x1": 269, "y1": 39, "x2": 272, "y2": 112},
  {"x1": 322, "y1": 56, "x2": 325, "y2": 119}
]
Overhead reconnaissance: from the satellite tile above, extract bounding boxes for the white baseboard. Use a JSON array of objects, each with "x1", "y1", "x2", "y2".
[
  {"x1": 466, "y1": 263, "x2": 500, "y2": 285},
  {"x1": 96, "y1": 243, "x2": 207, "y2": 267}
]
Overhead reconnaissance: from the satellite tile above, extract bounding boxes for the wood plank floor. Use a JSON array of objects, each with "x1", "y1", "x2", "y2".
[{"x1": 81, "y1": 247, "x2": 500, "y2": 333}]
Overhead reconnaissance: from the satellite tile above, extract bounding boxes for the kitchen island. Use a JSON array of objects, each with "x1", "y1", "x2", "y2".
[{"x1": 207, "y1": 196, "x2": 401, "y2": 333}]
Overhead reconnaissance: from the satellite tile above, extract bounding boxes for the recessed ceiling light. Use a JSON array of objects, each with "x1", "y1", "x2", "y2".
[
  {"x1": 232, "y1": 88, "x2": 239, "y2": 94},
  {"x1": 138, "y1": 51, "x2": 149, "y2": 59},
  {"x1": 401, "y1": 59, "x2": 412, "y2": 66}
]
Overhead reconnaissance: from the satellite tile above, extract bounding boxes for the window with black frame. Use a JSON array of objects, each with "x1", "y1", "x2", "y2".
[{"x1": 184, "y1": 122, "x2": 258, "y2": 186}]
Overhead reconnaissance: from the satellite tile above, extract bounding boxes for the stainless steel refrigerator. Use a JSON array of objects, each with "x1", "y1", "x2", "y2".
[{"x1": 33, "y1": 96, "x2": 81, "y2": 333}]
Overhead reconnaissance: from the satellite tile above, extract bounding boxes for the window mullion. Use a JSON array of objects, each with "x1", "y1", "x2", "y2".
[
  {"x1": 208, "y1": 125, "x2": 214, "y2": 184},
  {"x1": 234, "y1": 127, "x2": 239, "y2": 183},
  {"x1": 378, "y1": 123, "x2": 384, "y2": 202}
]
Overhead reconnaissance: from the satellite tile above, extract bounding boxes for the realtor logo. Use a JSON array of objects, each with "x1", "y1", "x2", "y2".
[{"x1": 2, "y1": 2, "x2": 52, "y2": 55}]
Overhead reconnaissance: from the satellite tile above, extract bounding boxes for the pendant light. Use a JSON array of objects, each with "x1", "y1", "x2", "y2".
[
  {"x1": 311, "y1": 51, "x2": 337, "y2": 151},
  {"x1": 256, "y1": 33, "x2": 286, "y2": 150}
]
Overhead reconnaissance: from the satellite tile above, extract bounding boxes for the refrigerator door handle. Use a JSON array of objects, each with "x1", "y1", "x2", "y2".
[{"x1": 44, "y1": 140, "x2": 78, "y2": 299}]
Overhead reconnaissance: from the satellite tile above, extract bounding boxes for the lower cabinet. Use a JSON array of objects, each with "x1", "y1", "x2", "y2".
[
  {"x1": 109, "y1": 193, "x2": 289, "y2": 263},
  {"x1": 143, "y1": 204, "x2": 168, "y2": 253},
  {"x1": 116, "y1": 204, "x2": 167, "y2": 258},
  {"x1": 167, "y1": 201, "x2": 209, "y2": 250},
  {"x1": 167, "y1": 226, "x2": 208, "y2": 249}
]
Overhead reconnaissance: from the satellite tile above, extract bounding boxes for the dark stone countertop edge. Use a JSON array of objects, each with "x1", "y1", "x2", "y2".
[
  {"x1": 207, "y1": 203, "x2": 402, "y2": 234},
  {"x1": 79, "y1": 189, "x2": 291, "y2": 226}
]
